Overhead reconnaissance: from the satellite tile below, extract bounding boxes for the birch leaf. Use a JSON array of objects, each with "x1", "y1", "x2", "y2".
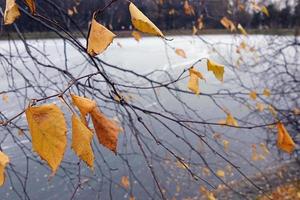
[
  {"x1": 226, "y1": 114, "x2": 238, "y2": 127},
  {"x1": 277, "y1": 122, "x2": 296, "y2": 153},
  {"x1": 87, "y1": 18, "x2": 116, "y2": 56},
  {"x1": 256, "y1": 102, "x2": 265, "y2": 112},
  {"x1": 0, "y1": 151, "x2": 9, "y2": 187},
  {"x1": 220, "y1": 17, "x2": 236, "y2": 32},
  {"x1": 249, "y1": 91, "x2": 257, "y2": 100},
  {"x1": 25, "y1": 0, "x2": 36, "y2": 14},
  {"x1": 121, "y1": 176, "x2": 130, "y2": 189},
  {"x1": 25, "y1": 104, "x2": 67, "y2": 173},
  {"x1": 216, "y1": 169, "x2": 225, "y2": 178},
  {"x1": 261, "y1": 6, "x2": 269, "y2": 17},
  {"x1": 91, "y1": 107, "x2": 121, "y2": 153},
  {"x1": 207, "y1": 59, "x2": 224, "y2": 82},
  {"x1": 188, "y1": 67, "x2": 205, "y2": 95},
  {"x1": 71, "y1": 94, "x2": 97, "y2": 125},
  {"x1": 72, "y1": 115, "x2": 94, "y2": 169},
  {"x1": 263, "y1": 88, "x2": 271, "y2": 97},
  {"x1": 129, "y1": 2, "x2": 164, "y2": 37},
  {"x1": 4, "y1": 0, "x2": 21, "y2": 25},
  {"x1": 237, "y1": 23, "x2": 247, "y2": 36},
  {"x1": 175, "y1": 48, "x2": 187, "y2": 58}
]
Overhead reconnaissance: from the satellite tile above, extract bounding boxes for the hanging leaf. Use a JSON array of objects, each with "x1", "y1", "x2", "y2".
[
  {"x1": 25, "y1": 104, "x2": 67, "y2": 173},
  {"x1": 268, "y1": 105, "x2": 277, "y2": 117},
  {"x1": 220, "y1": 17, "x2": 236, "y2": 32},
  {"x1": 2, "y1": 94, "x2": 9, "y2": 103},
  {"x1": 259, "y1": 143, "x2": 270, "y2": 156},
  {"x1": 256, "y1": 102, "x2": 265, "y2": 112},
  {"x1": 237, "y1": 23, "x2": 247, "y2": 36},
  {"x1": 261, "y1": 6, "x2": 269, "y2": 17},
  {"x1": 4, "y1": 0, "x2": 21, "y2": 25},
  {"x1": 263, "y1": 88, "x2": 271, "y2": 97},
  {"x1": 223, "y1": 140, "x2": 229, "y2": 151},
  {"x1": 226, "y1": 114, "x2": 238, "y2": 127},
  {"x1": 249, "y1": 91, "x2": 257, "y2": 100},
  {"x1": 25, "y1": 0, "x2": 36, "y2": 15},
  {"x1": 207, "y1": 59, "x2": 224, "y2": 82},
  {"x1": 87, "y1": 17, "x2": 116, "y2": 56},
  {"x1": 72, "y1": 115, "x2": 94, "y2": 169},
  {"x1": 175, "y1": 48, "x2": 187, "y2": 58},
  {"x1": 251, "y1": 144, "x2": 258, "y2": 161},
  {"x1": 0, "y1": 151, "x2": 9, "y2": 187},
  {"x1": 71, "y1": 94, "x2": 97, "y2": 125},
  {"x1": 121, "y1": 176, "x2": 130, "y2": 189},
  {"x1": 91, "y1": 107, "x2": 121, "y2": 154},
  {"x1": 131, "y1": 31, "x2": 142, "y2": 42},
  {"x1": 216, "y1": 169, "x2": 225, "y2": 178},
  {"x1": 129, "y1": 2, "x2": 164, "y2": 37},
  {"x1": 277, "y1": 122, "x2": 295, "y2": 154},
  {"x1": 188, "y1": 67, "x2": 205, "y2": 95}
]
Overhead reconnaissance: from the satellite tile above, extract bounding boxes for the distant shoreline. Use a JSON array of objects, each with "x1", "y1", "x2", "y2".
[{"x1": 0, "y1": 29, "x2": 298, "y2": 40}]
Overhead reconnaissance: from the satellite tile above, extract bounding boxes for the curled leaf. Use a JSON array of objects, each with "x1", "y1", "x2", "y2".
[
  {"x1": 71, "y1": 94, "x2": 97, "y2": 125},
  {"x1": 4, "y1": 0, "x2": 21, "y2": 25},
  {"x1": 87, "y1": 18, "x2": 116, "y2": 56},
  {"x1": 220, "y1": 17, "x2": 236, "y2": 32},
  {"x1": 188, "y1": 67, "x2": 205, "y2": 95},
  {"x1": 277, "y1": 122, "x2": 295, "y2": 154},
  {"x1": 0, "y1": 151, "x2": 9, "y2": 187},
  {"x1": 261, "y1": 6, "x2": 269, "y2": 17},
  {"x1": 226, "y1": 114, "x2": 238, "y2": 127},
  {"x1": 129, "y1": 2, "x2": 164, "y2": 37},
  {"x1": 237, "y1": 23, "x2": 247, "y2": 36},
  {"x1": 249, "y1": 91, "x2": 257, "y2": 100},
  {"x1": 25, "y1": 0, "x2": 36, "y2": 15},
  {"x1": 207, "y1": 59, "x2": 224, "y2": 82},
  {"x1": 91, "y1": 107, "x2": 121, "y2": 153},
  {"x1": 25, "y1": 104, "x2": 67, "y2": 173},
  {"x1": 72, "y1": 115, "x2": 94, "y2": 169},
  {"x1": 121, "y1": 176, "x2": 130, "y2": 189}
]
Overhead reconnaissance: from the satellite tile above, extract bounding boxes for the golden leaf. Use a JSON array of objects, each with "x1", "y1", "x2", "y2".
[
  {"x1": 216, "y1": 169, "x2": 225, "y2": 178},
  {"x1": 131, "y1": 31, "x2": 142, "y2": 41},
  {"x1": 90, "y1": 107, "x2": 121, "y2": 153},
  {"x1": 0, "y1": 151, "x2": 9, "y2": 187},
  {"x1": 2, "y1": 94, "x2": 9, "y2": 103},
  {"x1": 71, "y1": 94, "x2": 97, "y2": 125},
  {"x1": 72, "y1": 115, "x2": 94, "y2": 169},
  {"x1": 175, "y1": 48, "x2": 187, "y2": 58},
  {"x1": 261, "y1": 6, "x2": 269, "y2": 17},
  {"x1": 251, "y1": 144, "x2": 258, "y2": 161},
  {"x1": 223, "y1": 140, "x2": 229, "y2": 151},
  {"x1": 277, "y1": 122, "x2": 295, "y2": 154},
  {"x1": 256, "y1": 102, "x2": 265, "y2": 112},
  {"x1": 268, "y1": 105, "x2": 277, "y2": 117},
  {"x1": 220, "y1": 17, "x2": 236, "y2": 32},
  {"x1": 129, "y1": 2, "x2": 164, "y2": 37},
  {"x1": 226, "y1": 114, "x2": 238, "y2": 127},
  {"x1": 176, "y1": 160, "x2": 189, "y2": 169},
  {"x1": 237, "y1": 23, "x2": 247, "y2": 36},
  {"x1": 249, "y1": 91, "x2": 257, "y2": 100},
  {"x1": 202, "y1": 167, "x2": 211, "y2": 176},
  {"x1": 259, "y1": 143, "x2": 270, "y2": 156},
  {"x1": 25, "y1": 0, "x2": 36, "y2": 15},
  {"x1": 87, "y1": 18, "x2": 116, "y2": 56},
  {"x1": 121, "y1": 176, "x2": 130, "y2": 189},
  {"x1": 4, "y1": 0, "x2": 21, "y2": 25},
  {"x1": 188, "y1": 67, "x2": 205, "y2": 95},
  {"x1": 25, "y1": 104, "x2": 67, "y2": 173},
  {"x1": 207, "y1": 59, "x2": 224, "y2": 82},
  {"x1": 263, "y1": 88, "x2": 271, "y2": 97}
]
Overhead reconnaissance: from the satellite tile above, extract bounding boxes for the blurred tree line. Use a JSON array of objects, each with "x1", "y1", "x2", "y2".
[{"x1": 0, "y1": 0, "x2": 300, "y2": 32}]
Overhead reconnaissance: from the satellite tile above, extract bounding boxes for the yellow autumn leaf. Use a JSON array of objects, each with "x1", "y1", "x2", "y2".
[
  {"x1": 268, "y1": 105, "x2": 277, "y2": 117},
  {"x1": 207, "y1": 59, "x2": 225, "y2": 82},
  {"x1": 188, "y1": 67, "x2": 205, "y2": 95},
  {"x1": 131, "y1": 30, "x2": 142, "y2": 41},
  {"x1": 2, "y1": 94, "x2": 9, "y2": 103},
  {"x1": 175, "y1": 48, "x2": 187, "y2": 58},
  {"x1": 71, "y1": 94, "x2": 97, "y2": 125},
  {"x1": 237, "y1": 23, "x2": 247, "y2": 35},
  {"x1": 263, "y1": 88, "x2": 271, "y2": 97},
  {"x1": 223, "y1": 140, "x2": 229, "y2": 151},
  {"x1": 249, "y1": 91, "x2": 257, "y2": 100},
  {"x1": 87, "y1": 18, "x2": 116, "y2": 56},
  {"x1": 121, "y1": 176, "x2": 130, "y2": 189},
  {"x1": 216, "y1": 169, "x2": 225, "y2": 178},
  {"x1": 259, "y1": 143, "x2": 270, "y2": 156},
  {"x1": 0, "y1": 151, "x2": 9, "y2": 187},
  {"x1": 90, "y1": 107, "x2": 121, "y2": 153},
  {"x1": 226, "y1": 114, "x2": 238, "y2": 127},
  {"x1": 220, "y1": 17, "x2": 236, "y2": 32},
  {"x1": 176, "y1": 160, "x2": 189, "y2": 169},
  {"x1": 25, "y1": 104, "x2": 67, "y2": 173},
  {"x1": 4, "y1": 0, "x2": 21, "y2": 25},
  {"x1": 129, "y1": 2, "x2": 164, "y2": 37},
  {"x1": 72, "y1": 115, "x2": 94, "y2": 169},
  {"x1": 256, "y1": 102, "x2": 265, "y2": 112},
  {"x1": 202, "y1": 167, "x2": 210, "y2": 176},
  {"x1": 277, "y1": 122, "x2": 296, "y2": 154},
  {"x1": 25, "y1": 0, "x2": 36, "y2": 14},
  {"x1": 251, "y1": 144, "x2": 258, "y2": 161},
  {"x1": 261, "y1": 6, "x2": 269, "y2": 17}
]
